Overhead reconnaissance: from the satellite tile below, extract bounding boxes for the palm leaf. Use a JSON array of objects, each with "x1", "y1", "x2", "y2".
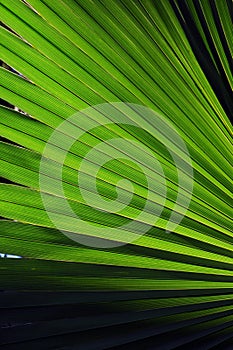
[{"x1": 0, "y1": 0, "x2": 232, "y2": 348}]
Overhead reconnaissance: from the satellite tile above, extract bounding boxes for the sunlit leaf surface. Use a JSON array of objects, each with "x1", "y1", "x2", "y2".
[{"x1": 0, "y1": 0, "x2": 232, "y2": 348}]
